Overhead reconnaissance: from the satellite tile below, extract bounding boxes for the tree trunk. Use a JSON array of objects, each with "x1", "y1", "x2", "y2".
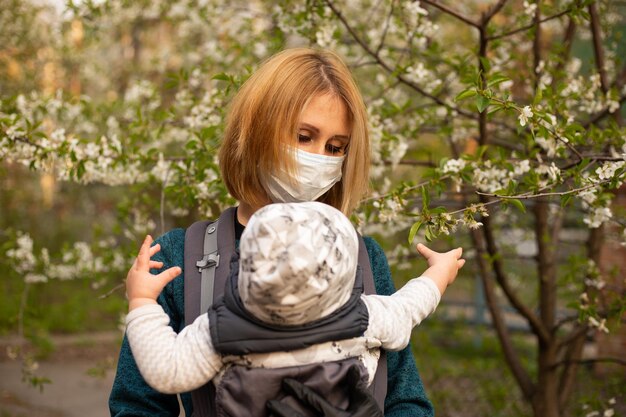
[
  {"x1": 533, "y1": 200, "x2": 561, "y2": 417},
  {"x1": 532, "y1": 340, "x2": 561, "y2": 417}
]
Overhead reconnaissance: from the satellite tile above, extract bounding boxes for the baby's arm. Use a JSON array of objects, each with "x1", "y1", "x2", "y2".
[
  {"x1": 362, "y1": 244, "x2": 464, "y2": 351},
  {"x1": 126, "y1": 304, "x2": 223, "y2": 393},
  {"x1": 362, "y1": 276, "x2": 441, "y2": 350},
  {"x1": 124, "y1": 235, "x2": 222, "y2": 393}
]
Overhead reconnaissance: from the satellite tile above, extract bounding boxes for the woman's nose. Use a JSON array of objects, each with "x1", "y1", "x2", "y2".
[{"x1": 309, "y1": 142, "x2": 327, "y2": 155}]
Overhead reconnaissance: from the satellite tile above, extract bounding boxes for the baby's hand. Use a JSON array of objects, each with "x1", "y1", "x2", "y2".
[
  {"x1": 416, "y1": 243, "x2": 465, "y2": 296},
  {"x1": 125, "y1": 235, "x2": 182, "y2": 311}
]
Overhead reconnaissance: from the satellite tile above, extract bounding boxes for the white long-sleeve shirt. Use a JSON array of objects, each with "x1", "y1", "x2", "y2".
[{"x1": 126, "y1": 276, "x2": 441, "y2": 394}]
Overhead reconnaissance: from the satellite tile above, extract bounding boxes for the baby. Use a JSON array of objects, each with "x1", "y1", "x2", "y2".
[{"x1": 125, "y1": 201, "x2": 464, "y2": 398}]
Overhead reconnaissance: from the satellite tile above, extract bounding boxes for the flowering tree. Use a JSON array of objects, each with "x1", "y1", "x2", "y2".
[{"x1": 1, "y1": 0, "x2": 624, "y2": 415}]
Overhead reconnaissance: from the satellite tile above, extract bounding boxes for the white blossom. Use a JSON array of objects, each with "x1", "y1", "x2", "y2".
[
  {"x1": 6, "y1": 232, "x2": 36, "y2": 273},
  {"x1": 584, "y1": 277, "x2": 606, "y2": 290},
  {"x1": 406, "y1": 63, "x2": 429, "y2": 83},
  {"x1": 315, "y1": 24, "x2": 335, "y2": 48},
  {"x1": 442, "y1": 158, "x2": 467, "y2": 174},
  {"x1": 588, "y1": 316, "x2": 609, "y2": 333},
  {"x1": 472, "y1": 161, "x2": 511, "y2": 193},
  {"x1": 518, "y1": 106, "x2": 533, "y2": 127},
  {"x1": 577, "y1": 189, "x2": 597, "y2": 206},
  {"x1": 523, "y1": 1, "x2": 537, "y2": 17},
  {"x1": 404, "y1": 1, "x2": 428, "y2": 17},
  {"x1": 379, "y1": 197, "x2": 404, "y2": 223},
  {"x1": 152, "y1": 153, "x2": 172, "y2": 185},
  {"x1": 607, "y1": 100, "x2": 620, "y2": 113},
  {"x1": 535, "y1": 136, "x2": 560, "y2": 158},
  {"x1": 536, "y1": 162, "x2": 560, "y2": 183},
  {"x1": 596, "y1": 161, "x2": 625, "y2": 180},
  {"x1": 24, "y1": 273, "x2": 48, "y2": 284},
  {"x1": 253, "y1": 42, "x2": 267, "y2": 58},
  {"x1": 513, "y1": 160, "x2": 531, "y2": 176},
  {"x1": 583, "y1": 206, "x2": 613, "y2": 228},
  {"x1": 466, "y1": 219, "x2": 484, "y2": 230}
]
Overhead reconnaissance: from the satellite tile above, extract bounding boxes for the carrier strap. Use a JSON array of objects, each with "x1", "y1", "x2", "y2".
[
  {"x1": 198, "y1": 221, "x2": 220, "y2": 316},
  {"x1": 184, "y1": 207, "x2": 236, "y2": 417}
]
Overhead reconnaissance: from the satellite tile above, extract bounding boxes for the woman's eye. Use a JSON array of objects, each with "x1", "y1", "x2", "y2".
[
  {"x1": 298, "y1": 134, "x2": 312, "y2": 143},
  {"x1": 326, "y1": 144, "x2": 343, "y2": 155}
]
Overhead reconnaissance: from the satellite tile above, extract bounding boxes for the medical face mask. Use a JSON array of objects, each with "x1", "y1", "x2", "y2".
[{"x1": 263, "y1": 148, "x2": 345, "y2": 203}]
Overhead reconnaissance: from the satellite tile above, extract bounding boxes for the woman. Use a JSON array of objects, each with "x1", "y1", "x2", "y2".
[{"x1": 109, "y1": 48, "x2": 434, "y2": 417}]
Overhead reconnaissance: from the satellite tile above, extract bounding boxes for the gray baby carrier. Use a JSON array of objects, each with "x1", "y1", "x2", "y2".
[{"x1": 184, "y1": 207, "x2": 388, "y2": 417}]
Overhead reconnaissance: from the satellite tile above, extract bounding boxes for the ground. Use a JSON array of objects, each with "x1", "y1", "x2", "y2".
[{"x1": 0, "y1": 332, "x2": 120, "y2": 417}]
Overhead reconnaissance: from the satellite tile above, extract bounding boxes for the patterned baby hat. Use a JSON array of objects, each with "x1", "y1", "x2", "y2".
[{"x1": 238, "y1": 201, "x2": 359, "y2": 326}]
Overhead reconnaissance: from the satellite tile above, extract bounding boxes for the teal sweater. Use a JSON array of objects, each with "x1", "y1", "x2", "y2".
[{"x1": 109, "y1": 228, "x2": 434, "y2": 417}]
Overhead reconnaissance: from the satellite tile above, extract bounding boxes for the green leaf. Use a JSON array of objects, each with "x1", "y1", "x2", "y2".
[
  {"x1": 421, "y1": 186, "x2": 430, "y2": 208},
  {"x1": 212, "y1": 73, "x2": 231, "y2": 82},
  {"x1": 487, "y1": 73, "x2": 510, "y2": 88},
  {"x1": 487, "y1": 103, "x2": 504, "y2": 115},
  {"x1": 533, "y1": 87, "x2": 543, "y2": 105},
  {"x1": 479, "y1": 56, "x2": 491, "y2": 72},
  {"x1": 475, "y1": 95, "x2": 490, "y2": 113},
  {"x1": 476, "y1": 145, "x2": 489, "y2": 160},
  {"x1": 454, "y1": 88, "x2": 477, "y2": 102},
  {"x1": 408, "y1": 221, "x2": 423, "y2": 245},
  {"x1": 561, "y1": 194, "x2": 573, "y2": 208},
  {"x1": 509, "y1": 198, "x2": 526, "y2": 213},
  {"x1": 424, "y1": 226, "x2": 436, "y2": 242}
]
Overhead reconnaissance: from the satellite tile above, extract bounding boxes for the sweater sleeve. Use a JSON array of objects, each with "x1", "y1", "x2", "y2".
[
  {"x1": 109, "y1": 228, "x2": 191, "y2": 417},
  {"x1": 363, "y1": 236, "x2": 435, "y2": 417},
  {"x1": 126, "y1": 304, "x2": 223, "y2": 394},
  {"x1": 362, "y1": 276, "x2": 441, "y2": 351}
]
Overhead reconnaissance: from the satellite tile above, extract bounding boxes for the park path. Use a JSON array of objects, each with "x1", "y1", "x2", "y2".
[{"x1": 0, "y1": 331, "x2": 119, "y2": 417}]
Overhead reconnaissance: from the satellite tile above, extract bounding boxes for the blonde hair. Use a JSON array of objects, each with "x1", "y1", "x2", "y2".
[{"x1": 218, "y1": 48, "x2": 370, "y2": 215}]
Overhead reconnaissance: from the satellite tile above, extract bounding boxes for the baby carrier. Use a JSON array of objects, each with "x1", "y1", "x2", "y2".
[{"x1": 184, "y1": 207, "x2": 388, "y2": 417}]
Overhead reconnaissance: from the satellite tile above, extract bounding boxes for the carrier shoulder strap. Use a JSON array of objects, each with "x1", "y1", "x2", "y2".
[
  {"x1": 184, "y1": 207, "x2": 237, "y2": 417},
  {"x1": 184, "y1": 207, "x2": 237, "y2": 326}
]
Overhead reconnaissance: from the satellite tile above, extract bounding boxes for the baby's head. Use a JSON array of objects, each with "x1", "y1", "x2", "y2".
[{"x1": 238, "y1": 202, "x2": 359, "y2": 326}]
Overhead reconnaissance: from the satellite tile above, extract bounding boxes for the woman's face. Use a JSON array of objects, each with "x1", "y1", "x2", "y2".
[{"x1": 297, "y1": 93, "x2": 351, "y2": 157}]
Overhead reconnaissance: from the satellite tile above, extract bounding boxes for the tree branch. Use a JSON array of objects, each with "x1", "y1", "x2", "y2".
[
  {"x1": 475, "y1": 179, "x2": 615, "y2": 200},
  {"x1": 588, "y1": 3, "x2": 609, "y2": 93},
  {"x1": 553, "y1": 356, "x2": 626, "y2": 369},
  {"x1": 324, "y1": 0, "x2": 475, "y2": 119},
  {"x1": 487, "y1": 8, "x2": 571, "y2": 41},
  {"x1": 375, "y1": 0, "x2": 396, "y2": 55},
  {"x1": 478, "y1": 25, "x2": 489, "y2": 146},
  {"x1": 557, "y1": 324, "x2": 588, "y2": 350},
  {"x1": 481, "y1": 201, "x2": 551, "y2": 344},
  {"x1": 6, "y1": 134, "x2": 45, "y2": 150},
  {"x1": 588, "y1": 1, "x2": 622, "y2": 126},
  {"x1": 532, "y1": 0, "x2": 542, "y2": 91},
  {"x1": 557, "y1": 326, "x2": 586, "y2": 409},
  {"x1": 554, "y1": 17, "x2": 576, "y2": 76},
  {"x1": 482, "y1": 0, "x2": 509, "y2": 24},
  {"x1": 470, "y1": 227, "x2": 535, "y2": 399},
  {"x1": 420, "y1": 0, "x2": 480, "y2": 28}
]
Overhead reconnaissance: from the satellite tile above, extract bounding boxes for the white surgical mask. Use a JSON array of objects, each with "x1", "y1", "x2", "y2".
[{"x1": 263, "y1": 148, "x2": 345, "y2": 203}]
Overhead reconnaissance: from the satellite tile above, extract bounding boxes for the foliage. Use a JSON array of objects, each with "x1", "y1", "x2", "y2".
[{"x1": 1, "y1": 0, "x2": 625, "y2": 415}]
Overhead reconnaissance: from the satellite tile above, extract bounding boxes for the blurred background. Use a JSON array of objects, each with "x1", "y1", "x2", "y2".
[{"x1": 1, "y1": 0, "x2": 625, "y2": 416}]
